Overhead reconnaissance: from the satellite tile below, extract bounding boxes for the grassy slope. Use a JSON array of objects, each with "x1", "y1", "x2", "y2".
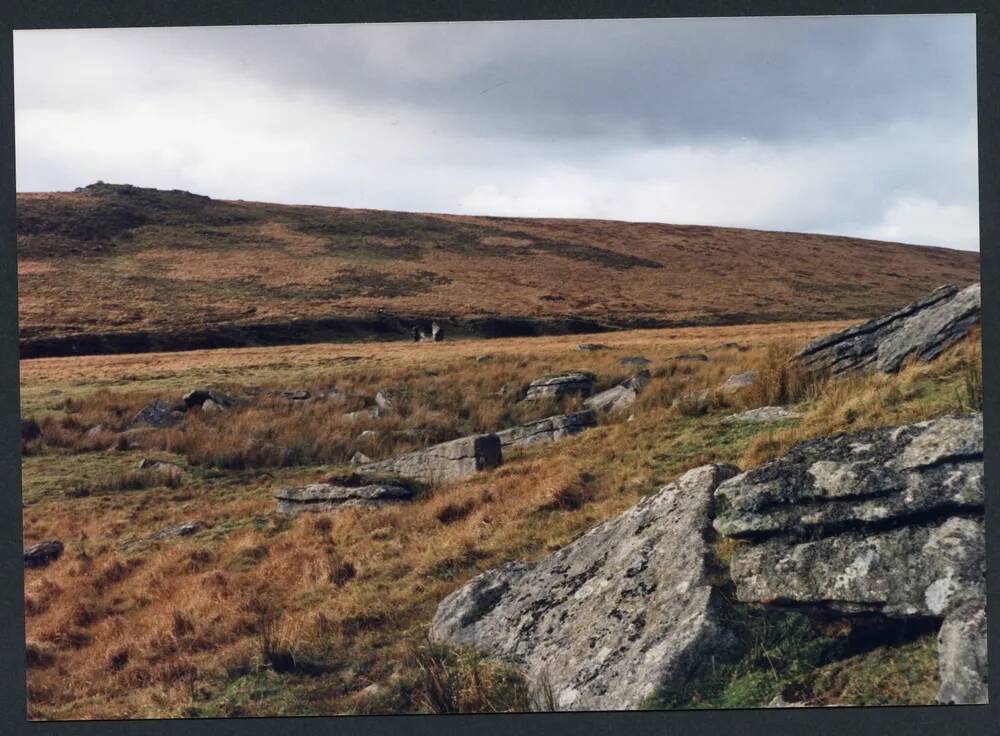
[
  {"x1": 17, "y1": 183, "x2": 980, "y2": 347},
  {"x1": 20, "y1": 322, "x2": 982, "y2": 719}
]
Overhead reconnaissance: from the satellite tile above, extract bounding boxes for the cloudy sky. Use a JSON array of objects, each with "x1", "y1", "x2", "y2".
[{"x1": 14, "y1": 15, "x2": 979, "y2": 250}]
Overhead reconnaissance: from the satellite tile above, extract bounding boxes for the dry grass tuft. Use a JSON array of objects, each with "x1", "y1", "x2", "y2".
[
  {"x1": 409, "y1": 641, "x2": 532, "y2": 714},
  {"x1": 738, "y1": 341, "x2": 824, "y2": 409}
]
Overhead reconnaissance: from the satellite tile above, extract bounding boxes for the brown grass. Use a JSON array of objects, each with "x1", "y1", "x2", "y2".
[{"x1": 19, "y1": 322, "x2": 981, "y2": 719}]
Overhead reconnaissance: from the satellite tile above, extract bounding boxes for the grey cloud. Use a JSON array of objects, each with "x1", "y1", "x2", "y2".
[
  {"x1": 13, "y1": 15, "x2": 980, "y2": 250},
  {"x1": 180, "y1": 16, "x2": 976, "y2": 144}
]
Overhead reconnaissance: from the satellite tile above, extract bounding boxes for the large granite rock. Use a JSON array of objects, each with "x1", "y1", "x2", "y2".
[
  {"x1": 727, "y1": 516, "x2": 984, "y2": 618},
  {"x1": 714, "y1": 415, "x2": 983, "y2": 540},
  {"x1": 360, "y1": 433, "x2": 501, "y2": 484},
  {"x1": 524, "y1": 372, "x2": 594, "y2": 401},
  {"x1": 720, "y1": 371, "x2": 756, "y2": 394},
  {"x1": 429, "y1": 464, "x2": 740, "y2": 711},
  {"x1": 937, "y1": 603, "x2": 988, "y2": 704},
  {"x1": 714, "y1": 414, "x2": 986, "y2": 704},
  {"x1": 495, "y1": 410, "x2": 597, "y2": 449},
  {"x1": 274, "y1": 474, "x2": 415, "y2": 514},
  {"x1": 796, "y1": 283, "x2": 981, "y2": 375}
]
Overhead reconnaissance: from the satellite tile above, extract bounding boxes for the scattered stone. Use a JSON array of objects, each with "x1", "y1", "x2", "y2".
[
  {"x1": 576, "y1": 343, "x2": 609, "y2": 352},
  {"x1": 182, "y1": 388, "x2": 234, "y2": 409},
  {"x1": 429, "y1": 464, "x2": 740, "y2": 711},
  {"x1": 722, "y1": 406, "x2": 802, "y2": 424},
  {"x1": 374, "y1": 390, "x2": 398, "y2": 414},
  {"x1": 345, "y1": 408, "x2": 379, "y2": 422},
  {"x1": 268, "y1": 388, "x2": 311, "y2": 401},
  {"x1": 796, "y1": 283, "x2": 981, "y2": 375},
  {"x1": 584, "y1": 371, "x2": 651, "y2": 414},
  {"x1": 674, "y1": 353, "x2": 710, "y2": 362},
  {"x1": 274, "y1": 474, "x2": 416, "y2": 514},
  {"x1": 358, "y1": 430, "x2": 378, "y2": 440},
  {"x1": 137, "y1": 458, "x2": 184, "y2": 483},
  {"x1": 148, "y1": 520, "x2": 203, "y2": 541},
  {"x1": 719, "y1": 342, "x2": 745, "y2": 350},
  {"x1": 360, "y1": 433, "x2": 502, "y2": 484},
  {"x1": 495, "y1": 410, "x2": 598, "y2": 449},
  {"x1": 20, "y1": 419, "x2": 41, "y2": 441},
  {"x1": 128, "y1": 400, "x2": 182, "y2": 429},
  {"x1": 120, "y1": 521, "x2": 206, "y2": 550},
  {"x1": 585, "y1": 384, "x2": 638, "y2": 414},
  {"x1": 524, "y1": 372, "x2": 594, "y2": 401},
  {"x1": 475, "y1": 355, "x2": 493, "y2": 363},
  {"x1": 620, "y1": 356, "x2": 651, "y2": 367},
  {"x1": 351, "y1": 451, "x2": 373, "y2": 465},
  {"x1": 766, "y1": 695, "x2": 808, "y2": 708},
  {"x1": 622, "y1": 370, "x2": 651, "y2": 391},
  {"x1": 84, "y1": 424, "x2": 106, "y2": 438},
  {"x1": 24, "y1": 540, "x2": 63, "y2": 568},
  {"x1": 720, "y1": 371, "x2": 756, "y2": 394},
  {"x1": 202, "y1": 398, "x2": 224, "y2": 414},
  {"x1": 359, "y1": 683, "x2": 383, "y2": 699}
]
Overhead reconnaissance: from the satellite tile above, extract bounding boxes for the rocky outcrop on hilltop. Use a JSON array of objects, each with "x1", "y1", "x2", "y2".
[
  {"x1": 714, "y1": 414, "x2": 986, "y2": 704},
  {"x1": 360, "y1": 433, "x2": 501, "y2": 484},
  {"x1": 495, "y1": 410, "x2": 598, "y2": 449},
  {"x1": 796, "y1": 283, "x2": 981, "y2": 375},
  {"x1": 429, "y1": 464, "x2": 740, "y2": 711}
]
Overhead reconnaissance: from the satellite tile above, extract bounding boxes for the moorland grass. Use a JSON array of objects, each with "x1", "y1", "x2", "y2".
[{"x1": 20, "y1": 323, "x2": 981, "y2": 718}]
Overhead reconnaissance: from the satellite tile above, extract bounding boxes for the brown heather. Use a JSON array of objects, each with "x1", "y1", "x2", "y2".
[
  {"x1": 17, "y1": 187, "x2": 979, "y2": 346},
  {"x1": 20, "y1": 322, "x2": 981, "y2": 718}
]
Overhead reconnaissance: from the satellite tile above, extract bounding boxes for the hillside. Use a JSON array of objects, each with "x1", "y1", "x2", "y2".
[{"x1": 16, "y1": 182, "x2": 980, "y2": 357}]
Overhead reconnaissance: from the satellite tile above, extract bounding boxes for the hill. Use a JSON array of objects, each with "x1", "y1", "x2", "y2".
[{"x1": 16, "y1": 182, "x2": 980, "y2": 357}]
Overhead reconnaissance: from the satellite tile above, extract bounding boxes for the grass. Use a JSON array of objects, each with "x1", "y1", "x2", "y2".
[{"x1": 19, "y1": 322, "x2": 981, "y2": 719}]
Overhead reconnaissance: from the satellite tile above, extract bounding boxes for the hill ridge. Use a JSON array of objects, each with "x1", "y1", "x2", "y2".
[{"x1": 16, "y1": 183, "x2": 980, "y2": 357}]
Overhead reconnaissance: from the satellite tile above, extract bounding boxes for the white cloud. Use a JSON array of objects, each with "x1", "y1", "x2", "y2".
[{"x1": 861, "y1": 197, "x2": 980, "y2": 250}]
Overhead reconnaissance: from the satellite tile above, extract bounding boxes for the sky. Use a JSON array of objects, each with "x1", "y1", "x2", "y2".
[{"x1": 13, "y1": 15, "x2": 980, "y2": 250}]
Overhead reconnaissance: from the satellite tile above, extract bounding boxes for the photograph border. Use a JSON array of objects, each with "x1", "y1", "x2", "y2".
[{"x1": 1, "y1": 1, "x2": 997, "y2": 735}]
